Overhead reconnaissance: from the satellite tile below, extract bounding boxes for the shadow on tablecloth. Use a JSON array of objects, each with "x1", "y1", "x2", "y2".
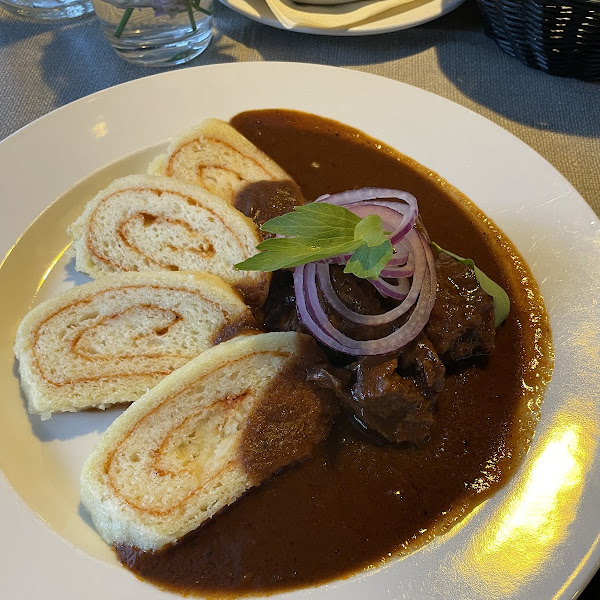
[
  {"x1": 433, "y1": 1, "x2": 600, "y2": 138},
  {"x1": 0, "y1": 1, "x2": 598, "y2": 139},
  {"x1": 217, "y1": 0, "x2": 600, "y2": 138}
]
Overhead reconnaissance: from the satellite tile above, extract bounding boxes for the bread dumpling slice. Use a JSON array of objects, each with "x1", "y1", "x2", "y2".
[
  {"x1": 80, "y1": 331, "x2": 337, "y2": 551},
  {"x1": 148, "y1": 118, "x2": 292, "y2": 204},
  {"x1": 14, "y1": 271, "x2": 257, "y2": 418},
  {"x1": 67, "y1": 174, "x2": 270, "y2": 310}
]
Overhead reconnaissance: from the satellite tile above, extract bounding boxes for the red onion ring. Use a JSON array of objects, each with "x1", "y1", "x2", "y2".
[
  {"x1": 379, "y1": 255, "x2": 415, "y2": 278},
  {"x1": 315, "y1": 188, "x2": 418, "y2": 212},
  {"x1": 288, "y1": 188, "x2": 436, "y2": 356},
  {"x1": 293, "y1": 236, "x2": 436, "y2": 355},
  {"x1": 370, "y1": 277, "x2": 410, "y2": 300},
  {"x1": 386, "y1": 247, "x2": 410, "y2": 266},
  {"x1": 316, "y1": 188, "x2": 418, "y2": 245},
  {"x1": 310, "y1": 229, "x2": 427, "y2": 327}
]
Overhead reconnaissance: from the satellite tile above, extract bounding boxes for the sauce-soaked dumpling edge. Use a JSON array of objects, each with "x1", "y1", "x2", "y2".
[{"x1": 80, "y1": 331, "x2": 337, "y2": 551}]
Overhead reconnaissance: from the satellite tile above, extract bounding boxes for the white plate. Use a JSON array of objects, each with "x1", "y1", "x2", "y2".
[
  {"x1": 218, "y1": 0, "x2": 466, "y2": 35},
  {"x1": 1, "y1": 62, "x2": 599, "y2": 600}
]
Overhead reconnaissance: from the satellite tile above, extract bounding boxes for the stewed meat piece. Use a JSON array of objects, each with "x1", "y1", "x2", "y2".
[
  {"x1": 399, "y1": 333, "x2": 446, "y2": 393},
  {"x1": 308, "y1": 333, "x2": 445, "y2": 445},
  {"x1": 342, "y1": 333, "x2": 445, "y2": 445},
  {"x1": 348, "y1": 356, "x2": 435, "y2": 445},
  {"x1": 263, "y1": 270, "x2": 304, "y2": 334},
  {"x1": 425, "y1": 252, "x2": 496, "y2": 363},
  {"x1": 262, "y1": 248, "x2": 495, "y2": 446}
]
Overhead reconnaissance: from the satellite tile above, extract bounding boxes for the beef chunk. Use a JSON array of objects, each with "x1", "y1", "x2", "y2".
[
  {"x1": 399, "y1": 333, "x2": 446, "y2": 393},
  {"x1": 347, "y1": 354, "x2": 439, "y2": 445},
  {"x1": 263, "y1": 270, "x2": 304, "y2": 333},
  {"x1": 308, "y1": 333, "x2": 445, "y2": 445},
  {"x1": 308, "y1": 355, "x2": 436, "y2": 445},
  {"x1": 345, "y1": 334, "x2": 445, "y2": 445},
  {"x1": 425, "y1": 252, "x2": 495, "y2": 363},
  {"x1": 307, "y1": 362, "x2": 352, "y2": 399}
]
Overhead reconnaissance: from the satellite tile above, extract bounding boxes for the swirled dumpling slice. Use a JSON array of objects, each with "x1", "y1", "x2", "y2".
[
  {"x1": 67, "y1": 174, "x2": 270, "y2": 310},
  {"x1": 148, "y1": 118, "x2": 292, "y2": 205},
  {"x1": 80, "y1": 332, "x2": 337, "y2": 551},
  {"x1": 14, "y1": 271, "x2": 257, "y2": 418}
]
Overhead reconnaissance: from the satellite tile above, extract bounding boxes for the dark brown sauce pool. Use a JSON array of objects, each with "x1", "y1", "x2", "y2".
[{"x1": 116, "y1": 110, "x2": 553, "y2": 596}]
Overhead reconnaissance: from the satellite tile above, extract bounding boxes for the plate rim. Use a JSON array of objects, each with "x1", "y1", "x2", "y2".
[
  {"x1": 1, "y1": 61, "x2": 599, "y2": 600},
  {"x1": 217, "y1": 0, "x2": 467, "y2": 36}
]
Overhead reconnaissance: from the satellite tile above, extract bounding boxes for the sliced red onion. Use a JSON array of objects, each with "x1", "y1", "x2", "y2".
[
  {"x1": 310, "y1": 229, "x2": 426, "y2": 327},
  {"x1": 316, "y1": 188, "x2": 418, "y2": 246},
  {"x1": 315, "y1": 188, "x2": 418, "y2": 212},
  {"x1": 325, "y1": 245, "x2": 409, "y2": 269},
  {"x1": 386, "y1": 246, "x2": 410, "y2": 266},
  {"x1": 371, "y1": 277, "x2": 410, "y2": 300},
  {"x1": 379, "y1": 257, "x2": 414, "y2": 278},
  {"x1": 348, "y1": 201, "x2": 416, "y2": 245},
  {"x1": 377, "y1": 267, "x2": 413, "y2": 279},
  {"x1": 346, "y1": 203, "x2": 406, "y2": 230},
  {"x1": 293, "y1": 238, "x2": 436, "y2": 356},
  {"x1": 289, "y1": 189, "x2": 436, "y2": 356}
]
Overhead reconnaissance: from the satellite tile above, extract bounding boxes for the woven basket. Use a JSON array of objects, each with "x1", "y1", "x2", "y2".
[{"x1": 475, "y1": 0, "x2": 600, "y2": 80}]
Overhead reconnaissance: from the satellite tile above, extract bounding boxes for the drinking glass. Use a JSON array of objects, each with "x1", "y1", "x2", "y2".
[
  {"x1": 91, "y1": 0, "x2": 213, "y2": 67},
  {"x1": 0, "y1": 0, "x2": 92, "y2": 19}
]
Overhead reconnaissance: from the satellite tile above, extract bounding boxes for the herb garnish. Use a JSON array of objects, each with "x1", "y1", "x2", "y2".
[
  {"x1": 234, "y1": 203, "x2": 392, "y2": 279},
  {"x1": 234, "y1": 202, "x2": 510, "y2": 328}
]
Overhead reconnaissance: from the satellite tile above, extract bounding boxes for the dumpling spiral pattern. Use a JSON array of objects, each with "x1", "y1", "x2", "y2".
[
  {"x1": 68, "y1": 175, "x2": 270, "y2": 310},
  {"x1": 148, "y1": 118, "x2": 291, "y2": 205},
  {"x1": 14, "y1": 271, "x2": 256, "y2": 417}
]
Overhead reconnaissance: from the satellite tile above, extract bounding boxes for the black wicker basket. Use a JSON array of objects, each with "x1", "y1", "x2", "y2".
[{"x1": 475, "y1": 0, "x2": 600, "y2": 80}]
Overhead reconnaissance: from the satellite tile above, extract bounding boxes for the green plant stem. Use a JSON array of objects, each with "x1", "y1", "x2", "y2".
[
  {"x1": 191, "y1": 0, "x2": 212, "y2": 15},
  {"x1": 114, "y1": 7, "x2": 134, "y2": 39},
  {"x1": 184, "y1": 0, "x2": 197, "y2": 31}
]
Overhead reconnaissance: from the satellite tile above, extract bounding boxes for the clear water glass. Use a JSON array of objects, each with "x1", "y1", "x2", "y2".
[
  {"x1": 91, "y1": 0, "x2": 213, "y2": 67},
  {"x1": 0, "y1": 0, "x2": 93, "y2": 19}
]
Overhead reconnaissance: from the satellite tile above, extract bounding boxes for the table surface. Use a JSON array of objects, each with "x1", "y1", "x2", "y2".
[{"x1": 0, "y1": 0, "x2": 599, "y2": 598}]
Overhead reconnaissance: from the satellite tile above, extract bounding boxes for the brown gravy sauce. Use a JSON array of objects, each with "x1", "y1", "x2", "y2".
[
  {"x1": 210, "y1": 314, "x2": 260, "y2": 346},
  {"x1": 116, "y1": 110, "x2": 553, "y2": 596}
]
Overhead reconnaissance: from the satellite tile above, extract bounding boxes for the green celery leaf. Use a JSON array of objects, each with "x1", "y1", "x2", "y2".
[
  {"x1": 258, "y1": 236, "x2": 363, "y2": 266},
  {"x1": 344, "y1": 239, "x2": 393, "y2": 280},
  {"x1": 262, "y1": 203, "x2": 361, "y2": 239},
  {"x1": 233, "y1": 251, "x2": 294, "y2": 273},
  {"x1": 354, "y1": 214, "x2": 388, "y2": 247},
  {"x1": 431, "y1": 242, "x2": 510, "y2": 327},
  {"x1": 236, "y1": 202, "x2": 396, "y2": 278},
  {"x1": 235, "y1": 237, "x2": 362, "y2": 272}
]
